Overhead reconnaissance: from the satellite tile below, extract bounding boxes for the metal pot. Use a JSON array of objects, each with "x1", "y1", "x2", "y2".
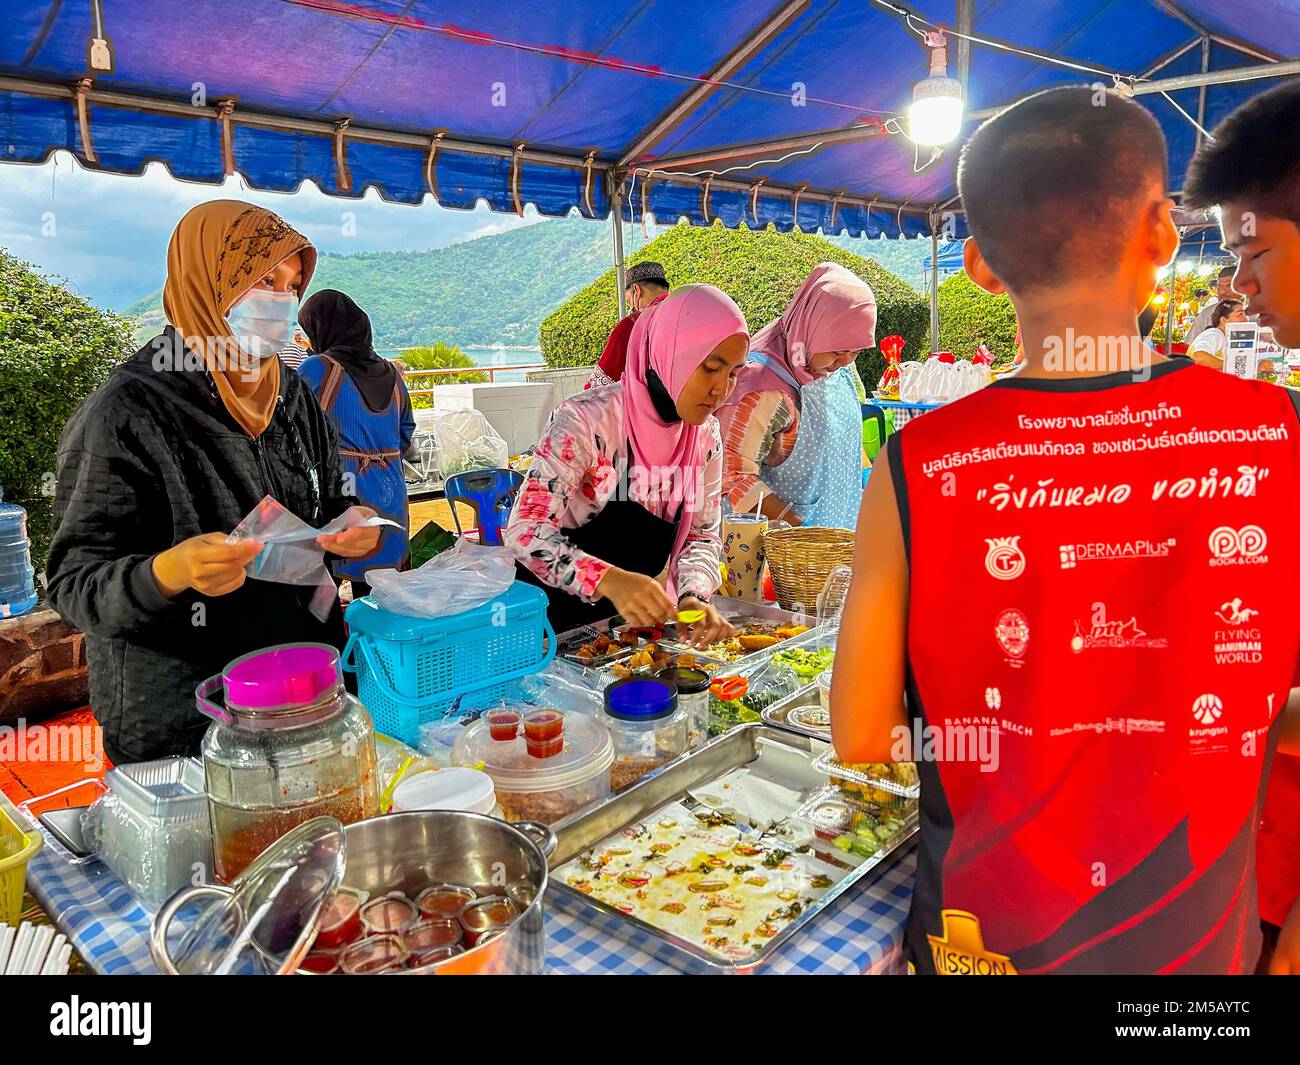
[{"x1": 151, "y1": 811, "x2": 555, "y2": 975}]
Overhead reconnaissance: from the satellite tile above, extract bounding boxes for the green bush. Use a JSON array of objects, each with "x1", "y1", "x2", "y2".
[
  {"x1": 398, "y1": 342, "x2": 488, "y2": 409},
  {"x1": 927, "y1": 271, "x2": 1019, "y2": 363},
  {"x1": 538, "y1": 222, "x2": 928, "y2": 391},
  {"x1": 0, "y1": 249, "x2": 133, "y2": 574}
]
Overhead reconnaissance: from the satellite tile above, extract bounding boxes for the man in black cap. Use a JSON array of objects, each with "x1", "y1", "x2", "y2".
[{"x1": 585, "y1": 261, "x2": 671, "y2": 389}]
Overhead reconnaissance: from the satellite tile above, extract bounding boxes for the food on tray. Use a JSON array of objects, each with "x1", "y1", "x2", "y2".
[
  {"x1": 707, "y1": 691, "x2": 781, "y2": 736},
  {"x1": 676, "y1": 620, "x2": 812, "y2": 663},
  {"x1": 571, "y1": 633, "x2": 627, "y2": 664},
  {"x1": 610, "y1": 646, "x2": 718, "y2": 680},
  {"x1": 825, "y1": 759, "x2": 920, "y2": 802},
  {"x1": 611, "y1": 755, "x2": 672, "y2": 791},
  {"x1": 555, "y1": 800, "x2": 840, "y2": 961},
  {"x1": 797, "y1": 789, "x2": 915, "y2": 864},
  {"x1": 772, "y1": 646, "x2": 835, "y2": 684}
]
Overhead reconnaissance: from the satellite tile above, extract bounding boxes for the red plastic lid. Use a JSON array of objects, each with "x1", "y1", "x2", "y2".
[{"x1": 222, "y1": 643, "x2": 342, "y2": 710}]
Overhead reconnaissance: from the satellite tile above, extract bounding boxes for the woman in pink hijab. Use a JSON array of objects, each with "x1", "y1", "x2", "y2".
[
  {"x1": 505, "y1": 285, "x2": 749, "y2": 640},
  {"x1": 716, "y1": 262, "x2": 877, "y2": 530}
]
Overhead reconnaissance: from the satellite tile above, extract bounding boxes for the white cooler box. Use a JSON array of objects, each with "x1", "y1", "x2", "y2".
[{"x1": 430, "y1": 381, "x2": 558, "y2": 455}]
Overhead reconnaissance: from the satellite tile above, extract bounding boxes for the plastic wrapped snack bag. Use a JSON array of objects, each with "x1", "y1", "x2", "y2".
[
  {"x1": 436, "y1": 409, "x2": 509, "y2": 480},
  {"x1": 227, "y1": 496, "x2": 403, "y2": 621},
  {"x1": 365, "y1": 538, "x2": 515, "y2": 619}
]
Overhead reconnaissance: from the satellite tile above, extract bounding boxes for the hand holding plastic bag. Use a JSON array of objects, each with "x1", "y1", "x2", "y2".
[
  {"x1": 365, "y1": 538, "x2": 516, "y2": 618},
  {"x1": 227, "y1": 496, "x2": 402, "y2": 620}
]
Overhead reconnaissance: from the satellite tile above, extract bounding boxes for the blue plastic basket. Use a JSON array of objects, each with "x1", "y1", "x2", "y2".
[{"x1": 342, "y1": 581, "x2": 556, "y2": 746}]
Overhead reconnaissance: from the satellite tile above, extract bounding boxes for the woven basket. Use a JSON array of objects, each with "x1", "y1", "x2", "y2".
[{"x1": 763, "y1": 526, "x2": 855, "y2": 612}]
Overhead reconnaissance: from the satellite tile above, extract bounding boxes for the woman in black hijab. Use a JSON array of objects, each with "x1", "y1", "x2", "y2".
[{"x1": 298, "y1": 290, "x2": 415, "y2": 597}]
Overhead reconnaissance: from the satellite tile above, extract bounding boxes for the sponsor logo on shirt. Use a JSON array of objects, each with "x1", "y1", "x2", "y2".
[
  {"x1": 984, "y1": 536, "x2": 1025, "y2": 580},
  {"x1": 1058, "y1": 538, "x2": 1176, "y2": 569},
  {"x1": 1070, "y1": 612, "x2": 1168, "y2": 653},
  {"x1": 984, "y1": 687, "x2": 1002, "y2": 710},
  {"x1": 1215, "y1": 598, "x2": 1258, "y2": 625},
  {"x1": 1049, "y1": 717, "x2": 1167, "y2": 737},
  {"x1": 994, "y1": 608, "x2": 1029, "y2": 665},
  {"x1": 928, "y1": 909, "x2": 1018, "y2": 976},
  {"x1": 1191, "y1": 693, "x2": 1223, "y2": 725},
  {"x1": 1208, "y1": 525, "x2": 1268, "y2": 567}
]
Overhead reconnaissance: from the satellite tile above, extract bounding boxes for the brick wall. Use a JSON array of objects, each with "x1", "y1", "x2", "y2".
[{"x1": 0, "y1": 606, "x2": 88, "y2": 728}]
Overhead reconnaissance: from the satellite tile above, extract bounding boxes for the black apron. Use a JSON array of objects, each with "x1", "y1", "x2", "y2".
[{"x1": 515, "y1": 454, "x2": 681, "y2": 634}]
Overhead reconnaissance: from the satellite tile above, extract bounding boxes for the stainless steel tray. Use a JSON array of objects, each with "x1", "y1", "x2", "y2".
[
  {"x1": 547, "y1": 723, "x2": 916, "y2": 974},
  {"x1": 761, "y1": 684, "x2": 831, "y2": 741}
]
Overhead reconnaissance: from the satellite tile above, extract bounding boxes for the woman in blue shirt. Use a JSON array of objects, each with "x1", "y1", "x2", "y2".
[{"x1": 298, "y1": 290, "x2": 415, "y2": 596}]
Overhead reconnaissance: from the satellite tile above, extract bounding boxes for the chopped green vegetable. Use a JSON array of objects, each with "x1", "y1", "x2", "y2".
[{"x1": 772, "y1": 646, "x2": 836, "y2": 683}]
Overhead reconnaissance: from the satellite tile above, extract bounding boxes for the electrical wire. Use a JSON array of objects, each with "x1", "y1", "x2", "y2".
[{"x1": 1159, "y1": 91, "x2": 1216, "y2": 142}]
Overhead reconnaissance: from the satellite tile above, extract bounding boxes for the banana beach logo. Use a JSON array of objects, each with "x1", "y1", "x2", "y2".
[{"x1": 928, "y1": 909, "x2": 1018, "y2": 975}]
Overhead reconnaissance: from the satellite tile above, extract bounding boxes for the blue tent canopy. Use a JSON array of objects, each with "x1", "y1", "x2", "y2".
[
  {"x1": 922, "y1": 239, "x2": 965, "y2": 272},
  {"x1": 0, "y1": 1, "x2": 1295, "y2": 240}
]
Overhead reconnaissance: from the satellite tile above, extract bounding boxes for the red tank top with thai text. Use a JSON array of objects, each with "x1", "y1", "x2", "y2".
[{"x1": 891, "y1": 361, "x2": 1300, "y2": 974}]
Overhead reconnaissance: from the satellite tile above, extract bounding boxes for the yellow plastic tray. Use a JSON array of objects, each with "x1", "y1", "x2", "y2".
[{"x1": 0, "y1": 790, "x2": 43, "y2": 927}]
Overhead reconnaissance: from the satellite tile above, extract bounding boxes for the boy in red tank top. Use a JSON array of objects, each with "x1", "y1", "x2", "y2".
[
  {"x1": 1184, "y1": 79, "x2": 1300, "y2": 974},
  {"x1": 831, "y1": 86, "x2": 1300, "y2": 975}
]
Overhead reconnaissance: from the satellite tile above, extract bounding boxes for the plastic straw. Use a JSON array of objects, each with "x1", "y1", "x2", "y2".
[
  {"x1": 28, "y1": 925, "x2": 54, "y2": 975},
  {"x1": 7, "y1": 923, "x2": 33, "y2": 976},
  {"x1": 0, "y1": 925, "x2": 13, "y2": 973}
]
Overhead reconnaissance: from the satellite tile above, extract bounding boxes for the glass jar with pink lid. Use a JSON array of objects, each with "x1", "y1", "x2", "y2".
[{"x1": 196, "y1": 643, "x2": 379, "y2": 883}]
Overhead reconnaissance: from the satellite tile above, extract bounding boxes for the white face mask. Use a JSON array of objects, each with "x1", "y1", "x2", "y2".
[{"x1": 225, "y1": 289, "x2": 298, "y2": 362}]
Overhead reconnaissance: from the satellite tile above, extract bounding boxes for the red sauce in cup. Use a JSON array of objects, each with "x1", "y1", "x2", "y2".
[
  {"x1": 486, "y1": 709, "x2": 521, "y2": 741},
  {"x1": 416, "y1": 884, "x2": 478, "y2": 918},
  {"x1": 459, "y1": 896, "x2": 519, "y2": 946},
  {"x1": 523, "y1": 709, "x2": 564, "y2": 741}
]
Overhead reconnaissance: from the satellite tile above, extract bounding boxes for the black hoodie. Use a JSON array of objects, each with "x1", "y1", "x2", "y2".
[{"x1": 46, "y1": 329, "x2": 352, "y2": 763}]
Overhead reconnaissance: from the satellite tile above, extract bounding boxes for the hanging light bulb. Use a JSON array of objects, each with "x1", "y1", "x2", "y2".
[{"x1": 908, "y1": 29, "x2": 965, "y2": 146}]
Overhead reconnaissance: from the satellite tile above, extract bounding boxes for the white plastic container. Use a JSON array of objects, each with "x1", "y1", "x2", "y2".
[
  {"x1": 391, "y1": 768, "x2": 498, "y2": 816},
  {"x1": 451, "y1": 710, "x2": 613, "y2": 825},
  {"x1": 817, "y1": 669, "x2": 833, "y2": 715},
  {"x1": 432, "y1": 381, "x2": 557, "y2": 455}
]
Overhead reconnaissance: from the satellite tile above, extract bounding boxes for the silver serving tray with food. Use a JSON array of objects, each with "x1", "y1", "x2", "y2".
[
  {"x1": 554, "y1": 617, "x2": 640, "y2": 668},
  {"x1": 761, "y1": 684, "x2": 832, "y2": 741},
  {"x1": 547, "y1": 723, "x2": 917, "y2": 975}
]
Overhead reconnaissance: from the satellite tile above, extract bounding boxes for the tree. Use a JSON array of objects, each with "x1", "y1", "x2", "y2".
[
  {"x1": 0, "y1": 249, "x2": 134, "y2": 573},
  {"x1": 398, "y1": 342, "x2": 487, "y2": 408},
  {"x1": 539, "y1": 221, "x2": 928, "y2": 390}
]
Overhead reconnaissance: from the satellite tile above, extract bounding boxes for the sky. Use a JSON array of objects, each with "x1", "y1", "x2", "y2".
[{"x1": 0, "y1": 151, "x2": 544, "y2": 311}]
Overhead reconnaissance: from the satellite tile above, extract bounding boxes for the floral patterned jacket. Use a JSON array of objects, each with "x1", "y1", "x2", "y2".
[{"x1": 504, "y1": 384, "x2": 724, "y2": 604}]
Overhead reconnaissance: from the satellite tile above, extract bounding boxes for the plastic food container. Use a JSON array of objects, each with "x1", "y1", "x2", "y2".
[
  {"x1": 602, "y1": 678, "x2": 688, "y2": 791},
  {"x1": 360, "y1": 892, "x2": 418, "y2": 934},
  {"x1": 87, "y1": 757, "x2": 213, "y2": 908},
  {"x1": 315, "y1": 885, "x2": 369, "y2": 949},
  {"x1": 391, "y1": 768, "x2": 497, "y2": 816},
  {"x1": 812, "y1": 751, "x2": 921, "y2": 801},
  {"x1": 415, "y1": 883, "x2": 478, "y2": 918},
  {"x1": 403, "y1": 916, "x2": 462, "y2": 955},
  {"x1": 460, "y1": 896, "x2": 519, "y2": 947},
  {"x1": 340, "y1": 934, "x2": 409, "y2": 974},
  {"x1": 656, "y1": 666, "x2": 712, "y2": 750},
  {"x1": 452, "y1": 711, "x2": 614, "y2": 824},
  {"x1": 816, "y1": 669, "x2": 833, "y2": 714}
]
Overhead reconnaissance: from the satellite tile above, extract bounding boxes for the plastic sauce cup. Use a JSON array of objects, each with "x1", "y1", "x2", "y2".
[
  {"x1": 416, "y1": 884, "x2": 478, "y2": 918},
  {"x1": 460, "y1": 896, "x2": 519, "y2": 947},
  {"x1": 523, "y1": 709, "x2": 564, "y2": 741},
  {"x1": 360, "y1": 893, "x2": 418, "y2": 935},
  {"x1": 339, "y1": 934, "x2": 409, "y2": 974},
  {"x1": 486, "y1": 709, "x2": 521, "y2": 741}
]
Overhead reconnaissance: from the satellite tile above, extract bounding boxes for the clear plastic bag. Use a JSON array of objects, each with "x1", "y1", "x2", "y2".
[
  {"x1": 436, "y1": 409, "x2": 509, "y2": 479},
  {"x1": 366, "y1": 538, "x2": 515, "y2": 618},
  {"x1": 227, "y1": 496, "x2": 402, "y2": 620}
]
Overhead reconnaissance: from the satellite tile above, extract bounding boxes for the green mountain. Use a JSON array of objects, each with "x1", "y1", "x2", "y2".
[
  {"x1": 539, "y1": 224, "x2": 930, "y2": 388},
  {"x1": 122, "y1": 216, "x2": 931, "y2": 351}
]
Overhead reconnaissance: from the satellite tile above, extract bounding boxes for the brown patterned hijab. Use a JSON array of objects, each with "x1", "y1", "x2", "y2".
[{"x1": 162, "y1": 200, "x2": 316, "y2": 437}]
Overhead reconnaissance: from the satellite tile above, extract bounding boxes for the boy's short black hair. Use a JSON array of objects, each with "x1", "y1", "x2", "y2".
[
  {"x1": 1184, "y1": 79, "x2": 1300, "y2": 224},
  {"x1": 1217, "y1": 265, "x2": 1234, "y2": 279},
  {"x1": 958, "y1": 86, "x2": 1167, "y2": 293}
]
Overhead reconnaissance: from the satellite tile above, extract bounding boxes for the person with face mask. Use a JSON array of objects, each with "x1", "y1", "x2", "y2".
[
  {"x1": 505, "y1": 285, "x2": 746, "y2": 641},
  {"x1": 46, "y1": 200, "x2": 382, "y2": 763},
  {"x1": 715, "y1": 263, "x2": 877, "y2": 531}
]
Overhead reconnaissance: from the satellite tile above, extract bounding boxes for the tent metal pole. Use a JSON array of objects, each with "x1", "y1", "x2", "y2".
[
  {"x1": 968, "y1": 58, "x2": 1300, "y2": 121},
  {"x1": 955, "y1": 0, "x2": 974, "y2": 89},
  {"x1": 929, "y1": 226, "x2": 940, "y2": 354},
  {"x1": 618, "y1": 0, "x2": 810, "y2": 166},
  {"x1": 1195, "y1": 36, "x2": 1210, "y2": 150},
  {"x1": 611, "y1": 181, "x2": 628, "y2": 319},
  {"x1": 643, "y1": 122, "x2": 891, "y2": 173}
]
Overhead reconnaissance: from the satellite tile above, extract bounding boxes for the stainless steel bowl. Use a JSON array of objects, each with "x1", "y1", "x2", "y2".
[{"x1": 152, "y1": 811, "x2": 554, "y2": 975}]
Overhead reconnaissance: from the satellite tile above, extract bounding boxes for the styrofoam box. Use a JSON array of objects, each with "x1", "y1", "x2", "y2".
[{"x1": 429, "y1": 381, "x2": 558, "y2": 455}]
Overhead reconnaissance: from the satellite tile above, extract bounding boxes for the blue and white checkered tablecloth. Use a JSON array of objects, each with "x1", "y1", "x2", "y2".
[{"x1": 25, "y1": 829, "x2": 914, "y2": 976}]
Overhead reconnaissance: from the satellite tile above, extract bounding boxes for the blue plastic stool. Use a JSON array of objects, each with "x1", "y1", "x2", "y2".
[{"x1": 444, "y1": 468, "x2": 525, "y2": 545}]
